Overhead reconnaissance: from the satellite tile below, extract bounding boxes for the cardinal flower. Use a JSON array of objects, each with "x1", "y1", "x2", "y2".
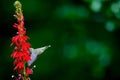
[
  {"x1": 11, "y1": 1, "x2": 32, "y2": 80},
  {"x1": 11, "y1": 1, "x2": 51, "y2": 80}
]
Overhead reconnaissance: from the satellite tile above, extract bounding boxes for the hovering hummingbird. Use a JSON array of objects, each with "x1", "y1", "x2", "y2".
[{"x1": 28, "y1": 45, "x2": 51, "y2": 66}]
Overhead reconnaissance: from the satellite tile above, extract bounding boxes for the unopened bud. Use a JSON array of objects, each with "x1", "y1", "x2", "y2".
[{"x1": 14, "y1": 0, "x2": 22, "y2": 9}]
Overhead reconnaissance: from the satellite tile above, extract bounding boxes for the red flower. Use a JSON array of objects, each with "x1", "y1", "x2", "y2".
[
  {"x1": 11, "y1": 1, "x2": 32, "y2": 79},
  {"x1": 14, "y1": 62, "x2": 24, "y2": 70},
  {"x1": 21, "y1": 42, "x2": 31, "y2": 51},
  {"x1": 10, "y1": 35, "x2": 20, "y2": 46},
  {"x1": 26, "y1": 67, "x2": 33, "y2": 76}
]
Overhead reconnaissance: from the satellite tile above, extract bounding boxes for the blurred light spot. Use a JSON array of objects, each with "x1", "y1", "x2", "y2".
[
  {"x1": 111, "y1": 3, "x2": 119, "y2": 13},
  {"x1": 99, "y1": 52, "x2": 110, "y2": 66},
  {"x1": 111, "y1": 1, "x2": 120, "y2": 19},
  {"x1": 63, "y1": 44, "x2": 77, "y2": 59},
  {"x1": 85, "y1": 40, "x2": 111, "y2": 66},
  {"x1": 115, "y1": 12, "x2": 120, "y2": 19},
  {"x1": 91, "y1": 1, "x2": 102, "y2": 12},
  {"x1": 86, "y1": 41, "x2": 100, "y2": 54},
  {"x1": 105, "y1": 21, "x2": 115, "y2": 32},
  {"x1": 55, "y1": 5, "x2": 89, "y2": 20}
]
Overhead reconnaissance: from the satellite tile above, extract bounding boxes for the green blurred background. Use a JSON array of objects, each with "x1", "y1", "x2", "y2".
[{"x1": 0, "y1": 0, "x2": 120, "y2": 80}]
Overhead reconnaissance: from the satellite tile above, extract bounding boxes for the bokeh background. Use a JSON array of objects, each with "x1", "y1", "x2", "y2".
[{"x1": 0, "y1": 0, "x2": 120, "y2": 80}]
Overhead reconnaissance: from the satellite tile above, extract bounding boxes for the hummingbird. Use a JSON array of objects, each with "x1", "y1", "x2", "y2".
[{"x1": 28, "y1": 45, "x2": 51, "y2": 66}]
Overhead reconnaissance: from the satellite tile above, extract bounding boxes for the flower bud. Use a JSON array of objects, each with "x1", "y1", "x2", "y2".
[{"x1": 14, "y1": 0, "x2": 22, "y2": 9}]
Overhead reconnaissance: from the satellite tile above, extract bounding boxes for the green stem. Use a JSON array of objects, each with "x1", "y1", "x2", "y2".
[{"x1": 23, "y1": 62, "x2": 27, "y2": 80}]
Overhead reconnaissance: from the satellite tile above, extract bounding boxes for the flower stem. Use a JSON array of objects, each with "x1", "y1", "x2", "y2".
[{"x1": 23, "y1": 62, "x2": 27, "y2": 80}]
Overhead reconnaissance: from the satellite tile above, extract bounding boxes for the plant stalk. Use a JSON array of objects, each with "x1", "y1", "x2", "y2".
[{"x1": 23, "y1": 63, "x2": 27, "y2": 80}]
